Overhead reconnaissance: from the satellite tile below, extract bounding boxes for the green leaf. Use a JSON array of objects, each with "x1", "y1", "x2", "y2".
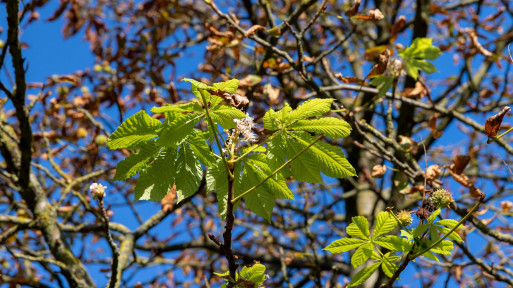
[
  {"x1": 400, "y1": 38, "x2": 442, "y2": 60},
  {"x1": 113, "y1": 141, "x2": 160, "y2": 181},
  {"x1": 427, "y1": 208, "x2": 441, "y2": 224},
  {"x1": 108, "y1": 111, "x2": 162, "y2": 149},
  {"x1": 412, "y1": 223, "x2": 430, "y2": 238},
  {"x1": 240, "y1": 263, "x2": 266, "y2": 284},
  {"x1": 323, "y1": 237, "x2": 368, "y2": 254},
  {"x1": 183, "y1": 78, "x2": 223, "y2": 107},
  {"x1": 175, "y1": 143, "x2": 202, "y2": 202},
  {"x1": 410, "y1": 59, "x2": 437, "y2": 74},
  {"x1": 288, "y1": 117, "x2": 351, "y2": 139},
  {"x1": 151, "y1": 102, "x2": 204, "y2": 114},
  {"x1": 246, "y1": 154, "x2": 294, "y2": 200},
  {"x1": 213, "y1": 79, "x2": 239, "y2": 93},
  {"x1": 380, "y1": 254, "x2": 399, "y2": 278},
  {"x1": 288, "y1": 98, "x2": 334, "y2": 122},
  {"x1": 285, "y1": 135, "x2": 322, "y2": 183},
  {"x1": 400, "y1": 230, "x2": 413, "y2": 241},
  {"x1": 241, "y1": 162, "x2": 275, "y2": 221},
  {"x1": 369, "y1": 76, "x2": 394, "y2": 97},
  {"x1": 347, "y1": 216, "x2": 370, "y2": 240},
  {"x1": 436, "y1": 219, "x2": 460, "y2": 229},
  {"x1": 262, "y1": 108, "x2": 280, "y2": 130},
  {"x1": 266, "y1": 134, "x2": 291, "y2": 179},
  {"x1": 373, "y1": 211, "x2": 397, "y2": 238},
  {"x1": 422, "y1": 251, "x2": 439, "y2": 262},
  {"x1": 374, "y1": 235, "x2": 411, "y2": 252},
  {"x1": 404, "y1": 60, "x2": 419, "y2": 80},
  {"x1": 351, "y1": 242, "x2": 374, "y2": 268},
  {"x1": 134, "y1": 148, "x2": 176, "y2": 201},
  {"x1": 289, "y1": 131, "x2": 356, "y2": 178},
  {"x1": 188, "y1": 130, "x2": 216, "y2": 166},
  {"x1": 210, "y1": 105, "x2": 247, "y2": 129},
  {"x1": 157, "y1": 114, "x2": 200, "y2": 148},
  {"x1": 429, "y1": 240, "x2": 454, "y2": 255},
  {"x1": 348, "y1": 262, "x2": 381, "y2": 287},
  {"x1": 206, "y1": 159, "x2": 229, "y2": 218}
]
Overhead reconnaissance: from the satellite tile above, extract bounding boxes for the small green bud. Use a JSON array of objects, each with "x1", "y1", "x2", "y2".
[
  {"x1": 95, "y1": 134, "x2": 108, "y2": 146},
  {"x1": 396, "y1": 210, "x2": 413, "y2": 226},
  {"x1": 430, "y1": 188, "x2": 453, "y2": 209}
]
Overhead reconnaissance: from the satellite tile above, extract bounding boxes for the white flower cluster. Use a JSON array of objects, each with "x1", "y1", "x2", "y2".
[
  {"x1": 385, "y1": 57, "x2": 406, "y2": 78},
  {"x1": 234, "y1": 115, "x2": 258, "y2": 143},
  {"x1": 89, "y1": 183, "x2": 107, "y2": 200}
]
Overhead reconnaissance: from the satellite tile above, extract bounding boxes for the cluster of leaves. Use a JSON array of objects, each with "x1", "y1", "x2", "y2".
[
  {"x1": 214, "y1": 263, "x2": 267, "y2": 288},
  {"x1": 108, "y1": 78, "x2": 356, "y2": 221},
  {"x1": 371, "y1": 37, "x2": 442, "y2": 96},
  {"x1": 324, "y1": 208, "x2": 462, "y2": 287}
]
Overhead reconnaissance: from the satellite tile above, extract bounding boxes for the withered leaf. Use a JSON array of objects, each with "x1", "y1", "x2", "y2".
[
  {"x1": 451, "y1": 155, "x2": 471, "y2": 174},
  {"x1": 344, "y1": 0, "x2": 361, "y2": 17},
  {"x1": 161, "y1": 185, "x2": 177, "y2": 213},
  {"x1": 335, "y1": 73, "x2": 366, "y2": 84},
  {"x1": 206, "y1": 89, "x2": 249, "y2": 108},
  {"x1": 366, "y1": 49, "x2": 390, "y2": 78},
  {"x1": 244, "y1": 25, "x2": 266, "y2": 38},
  {"x1": 390, "y1": 16, "x2": 406, "y2": 43},
  {"x1": 371, "y1": 164, "x2": 387, "y2": 178},
  {"x1": 485, "y1": 106, "x2": 511, "y2": 138}
]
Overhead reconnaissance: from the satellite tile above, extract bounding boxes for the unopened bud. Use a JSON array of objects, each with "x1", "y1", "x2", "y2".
[{"x1": 89, "y1": 183, "x2": 107, "y2": 200}]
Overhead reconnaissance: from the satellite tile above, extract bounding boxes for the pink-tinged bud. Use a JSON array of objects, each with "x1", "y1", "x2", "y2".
[{"x1": 89, "y1": 183, "x2": 107, "y2": 200}]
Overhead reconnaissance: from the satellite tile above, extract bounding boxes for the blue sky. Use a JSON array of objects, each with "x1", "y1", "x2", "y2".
[{"x1": 1, "y1": 1, "x2": 512, "y2": 287}]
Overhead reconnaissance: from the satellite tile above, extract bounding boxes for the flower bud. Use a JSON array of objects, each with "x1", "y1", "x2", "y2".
[
  {"x1": 430, "y1": 188, "x2": 453, "y2": 209},
  {"x1": 89, "y1": 183, "x2": 107, "y2": 200}
]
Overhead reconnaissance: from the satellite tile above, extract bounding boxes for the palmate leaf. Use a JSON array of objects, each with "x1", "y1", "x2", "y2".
[
  {"x1": 324, "y1": 237, "x2": 368, "y2": 254},
  {"x1": 245, "y1": 154, "x2": 294, "y2": 200},
  {"x1": 289, "y1": 118, "x2": 351, "y2": 139},
  {"x1": 113, "y1": 141, "x2": 160, "y2": 181},
  {"x1": 374, "y1": 235, "x2": 411, "y2": 252},
  {"x1": 346, "y1": 216, "x2": 370, "y2": 240},
  {"x1": 288, "y1": 98, "x2": 334, "y2": 122},
  {"x1": 134, "y1": 148, "x2": 176, "y2": 201},
  {"x1": 285, "y1": 134, "x2": 322, "y2": 183},
  {"x1": 266, "y1": 134, "x2": 291, "y2": 180},
  {"x1": 412, "y1": 223, "x2": 430, "y2": 238},
  {"x1": 241, "y1": 162, "x2": 275, "y2": 221},
  {"x1": 210, "y1": 105, "x2": 247, "y2": 129},
  {"x1": 348, "y1": 262, "x2": 381, "y2": 287},
  {"x1": 151, "y1": 101, "x2": 203, "y2": 114},
  {"x1": 183, "y1": 78, "x2": 223, "y2": 107},
  {"x1": 427, "y1": 208, "x2": 441, "y2": 224},
  {"x1": 262, "y1": 108, "x2": 280, "y2": 130},
  {"x1": 212, "y1": 78, "x2": 239, "y2": 93},
  {"x1": 188, "y1": 129, "x2": 216, "y2": 166},
  {"x1": 351, "y1": 242, "x2": 374, "y2": 268},
  {"x1": 428, "y1": 240, "x2": 454, "y2": 255},
  {"x1": 108, "y1": 111, "x2": 162, "y2": 149},
  {"x1": 157, "y1": 114, "x2": 201, "y2": 148},
  {"x1": 434, "y1": 225, "x2": 463, "y2": 242},
  {"x1": 289, "y1": 131, "x2": 356, "y2": 178},
  {"x1": 380, "y1": 253, "x2": 400, "y2": 278},
  {"x1": 206, "y1": 159, "x2": 229, "y2": 218},
  {"x1": 175, "y1": 143, "x2": 203, "y2": 203},
  {"x1": 373, "y1": 211, "x2": 398, "y2": 238},
  {"x1": 240, "y1": 263, "x2": 266, "y2": 285}
]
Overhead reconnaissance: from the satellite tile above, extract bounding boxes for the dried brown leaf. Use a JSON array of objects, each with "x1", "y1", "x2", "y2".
[
  {"x1": 244, "y1": 25, "x2": 266, "y2": 37},
  {"x1": 466, "y1": 28, "x2": 493, "y2": 57},
  {"x1": 451, "y1": 155, "x2": 471, "y2": 174},
  {"x1": 371, "y1": 165, "x2": 387, "y2": 178},
  {"x1": 366, "y1": 49, "x2": 390, "y2": 78},
  {"x1": 161, "y1": 185, "x2": 177, "y2": 213},
  {"x1": 344, "y1": 0, "x2": 361, "y2": 17},
  {"x1": 390, "y1": 16, "x2": 406, "y2": 43},
  {"x1": 484, "y1": 106, "x2": 511, "y2": 138}
]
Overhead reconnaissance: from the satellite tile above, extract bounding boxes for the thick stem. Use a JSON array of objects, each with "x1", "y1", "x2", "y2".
[{"x1": 223, "y1": 167, "x2": 237, "y2": 286}]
